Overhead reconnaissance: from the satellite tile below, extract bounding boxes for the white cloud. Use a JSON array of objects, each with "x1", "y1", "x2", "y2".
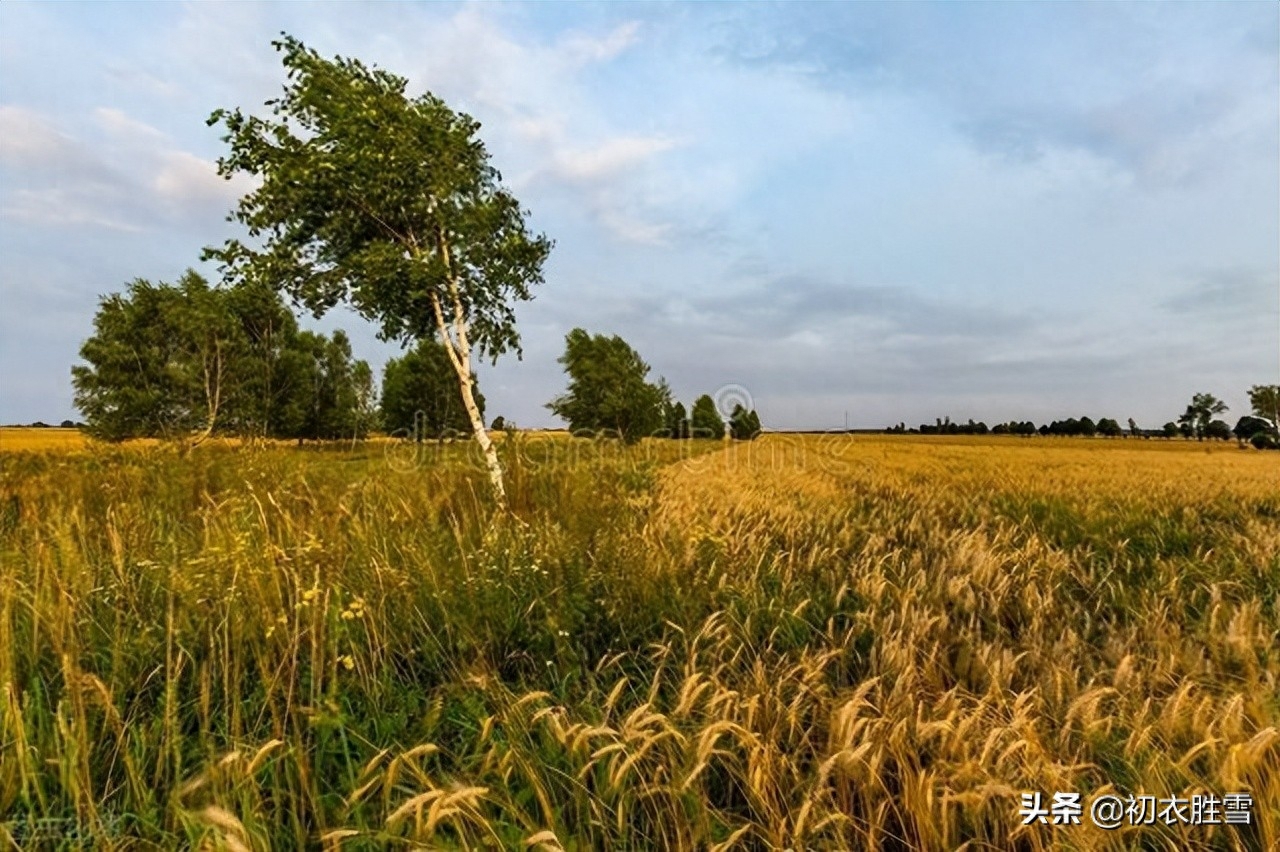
[
  {"x1": 153, "y1": 150, "x2": 242, "y2": 206},
  {"x1": 1, "y1": 187, "x2": 143, "y2": 232},
  {"x1": 0, "y1": 105, "x2": 91, "y2": 171},
  {"x1": 0, "y1": 104, "x2": 247, "y2": 231},
  {"x1": 551, "y1": 135, "x2": 679, "y2": 183},
  {"x1": 94, "y1": 106, "x2": 168, "y2": 143},
  {"x1": 559, "y1": 21, "x2": 642, "y2": 65}
]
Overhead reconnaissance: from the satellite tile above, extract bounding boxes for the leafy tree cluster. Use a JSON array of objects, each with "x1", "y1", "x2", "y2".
[
  {"x1": 1176, "y1": 393, "x2": 1229, "y2": 440},
  {"x1": 728, "y1": 404, "x2": 762, "y2": 440},
  {"x1": 546, "y1": 329, "x2": 669, "y2": 444},
  {"x1": 992, "y1": 421, "x2": 1038, "y2": 436},
  {"x1": 689, "y1": 395, "x2": 725, "y2": 440},
  {"x1": 1044, "y1": 416, "x2": 1099, "y2": 437},
  {"x1": 381, "y1": 338, "x2": 484, "y2": 439},
  {"x1": 918, "y1": 417, "x2": 989, "y2": 435},
  {"x1": 73, "y1": 272, "x2": 373, "y2": 443},
  {"x1": 545, "y1": 329, "x2": 762, "y2": 442}
]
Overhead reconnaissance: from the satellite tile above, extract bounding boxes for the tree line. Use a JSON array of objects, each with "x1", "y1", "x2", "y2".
[
  {"x1": 886, "y1": 387, "x2": 1280, "y2": 449},
  {"x1": 72, "y1": 287, "x2": 764, "y2": 447}
]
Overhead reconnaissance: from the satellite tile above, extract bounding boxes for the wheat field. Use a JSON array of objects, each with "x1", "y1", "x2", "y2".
[{"x1": 0, "y1": 433, "x2": 1276, "y2": 849}]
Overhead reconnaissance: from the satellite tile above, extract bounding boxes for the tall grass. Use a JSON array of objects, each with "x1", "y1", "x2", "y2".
[{"x1": 0, "y1": 435, "x2": 1276, "y2": 849}]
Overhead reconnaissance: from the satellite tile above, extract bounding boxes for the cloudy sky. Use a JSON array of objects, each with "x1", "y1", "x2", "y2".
[{"x1": 1, "y1": 2, "x2": 1276, "y2": 430}]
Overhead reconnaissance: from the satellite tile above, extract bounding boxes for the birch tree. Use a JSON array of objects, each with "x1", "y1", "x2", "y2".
[{"x1": 206, "y1": 35, "x2": 551, "y2": 503}]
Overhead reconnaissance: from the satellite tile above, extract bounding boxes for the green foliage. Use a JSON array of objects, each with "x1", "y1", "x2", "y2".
[
  {"x1": 1233, "y1": 416, "x2": 1272, "y2": 442},
  {"x1": 72, "y1": 271, "x2": 242, "y2": 441},
  {"x1": 689, "y1": 394, "x2": 724, "y2": 439},
  {"x1": 1178, "y1": 392, "x2": 1228, "y2": 440},
  {"x1": 1248, "y1": 384, "x2": 1279, "y2": 435},
  {"x1": 546, "y1": 328, "x2": 669, "y2": 443},
  {"x1": 664, "y1": 400, "x2": 690, "y2": 439},
  {"x1": 381, "y1": 338, "x2": 483, "y2": 438},
  {"x1": 1204, "y1": 419, "x2": 1232, "y2": 441},
  {"x1": 72, "y1": 272, "x2": 370, "y2": 442},
  {"x1": 728, "y1": 404, "x2": 762, "y2": 440},
  {"x1": 206, "y1": 34, "x2": 551, "y2": 361},
  {"x1": 1095, "y1": 417, "x2": 1122, "y2": 437}
]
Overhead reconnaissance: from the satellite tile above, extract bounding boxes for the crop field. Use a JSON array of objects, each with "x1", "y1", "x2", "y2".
[{"x1": 0, "y1": 434, "x2": 1276, "y2": 850}]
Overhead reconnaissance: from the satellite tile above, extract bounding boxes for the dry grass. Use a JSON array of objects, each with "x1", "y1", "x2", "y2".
[
  {"x1": 0, "y1": 427, "x2": 94, "y2": 452},
  {"x1": 0, "y1": 434, "x2": 1276, "y2": 849}
]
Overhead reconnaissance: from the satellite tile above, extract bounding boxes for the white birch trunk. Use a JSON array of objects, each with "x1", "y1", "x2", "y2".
[{"x1": 427, "y1": 232, "x2": 507, "y2": 505}]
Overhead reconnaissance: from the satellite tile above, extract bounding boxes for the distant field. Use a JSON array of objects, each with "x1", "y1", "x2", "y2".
[
  {"x1": 0, "y1": 434, "x2": 1276, "y2": 849},
  {"x1": 0, "y1": 426, "x2": 93, "y2": 451}
]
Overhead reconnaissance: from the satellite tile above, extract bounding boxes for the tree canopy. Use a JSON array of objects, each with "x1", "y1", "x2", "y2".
[
  {"x1": 690, "y1": 395, "x2": 724, "y2": 440},
  {"x1": 1178, "y1": 392, "x2": 1228, "y2": 441},
  {"x1": 72, "y1": 272, "x2": 370, "y2": 443},
  {"x1": 546, "y1": 329, "x2": 669, "y2": 443}
]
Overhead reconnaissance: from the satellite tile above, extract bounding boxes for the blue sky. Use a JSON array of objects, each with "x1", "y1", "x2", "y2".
[{"x1": 1, "y1": 2, "x2": 1276, "y2": 430}]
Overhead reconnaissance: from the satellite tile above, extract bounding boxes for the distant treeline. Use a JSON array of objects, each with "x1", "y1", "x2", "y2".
[{"x1": 886, "y1": 388, "x2": 1280, "y2": 449}]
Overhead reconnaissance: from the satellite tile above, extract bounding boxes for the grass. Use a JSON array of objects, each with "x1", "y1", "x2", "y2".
[{"x1": 0, "y1": 433, "x2": 1276, "y2": 849}]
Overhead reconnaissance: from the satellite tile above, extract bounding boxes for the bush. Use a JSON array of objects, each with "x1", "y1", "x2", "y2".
[{"x1": 1250, "y1": 432, "x2": 1278, "y2": 450}]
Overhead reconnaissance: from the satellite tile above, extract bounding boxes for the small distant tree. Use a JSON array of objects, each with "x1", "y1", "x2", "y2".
[
  {"x1": 490, "y1": 416, "x2": 506, "y2": 432},
  {"x1": 1247, "y1": 384, "x2": 1279, "y2": 437},
  {"x1": 1127, "y1": 417, "x2": 1140, "y2": 438},
  {"x1": 1096, "y1": 418, "x2": 1122, "y2": 437},
  {"x1": 728, "y1": 404, "x2": 762, "y2": 440},
  {"x1": 664, "y1": 400, "x2": 690, "y2": 439},
  {"x1": 546, "y1": 329, "x2": 667, "y2": 443},
  {"x1": 1179, "y1": 392, "x2": 1228, "y2": 440},
  {"x1": 1205, "y1": 419, "x2": 1232, "y2": 441},
  {"x1": 690, "y1": 394, "x2": 724, "y2": 439}
]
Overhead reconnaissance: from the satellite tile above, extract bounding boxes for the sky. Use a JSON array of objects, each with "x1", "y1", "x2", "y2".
[{"x1": 1, "y1": 2, "x2": 1277, "y2": 430}]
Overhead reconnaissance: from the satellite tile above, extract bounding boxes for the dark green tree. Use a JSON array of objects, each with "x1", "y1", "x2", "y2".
[
  {"x1": 382, "y1": 338, "x2": 483, "y2": 439},
  {"x1": 1163, "y1": 421, "x2": 1180, "y2": 439},
  {"x1": 1096, "y1": 418, "x2": 1122, "y2": 437},
  {"x1": 207, "y1": 35, "x2": 551, "y2": 503},
  {"x1": 1205, "y1": 419, "x2": 1233, "y2": 441},
  {"x1": 690, "y1": 394, "x2": 724, "y2": 439},
  {"x1": 546, "y1": 329, "x2": 668, "y2": 443},
  {"x1": 728, "y1": 404, "x2": 762, "y2": 440},
  {"x1": 1234, "y1": 415, "x2": 1273, "y2": 443},
  {"x1": 664, "y1": 400, "x2": 691, "y2": 439}
]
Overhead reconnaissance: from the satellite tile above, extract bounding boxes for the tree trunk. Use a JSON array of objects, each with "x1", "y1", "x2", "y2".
[
  {"x1": 429, "y1": 289, "x2": 506, "y2": 506},
  {"x1": 424, "y1": 227, "x2": 509, "y2": 507},
  {"x1": 458, "y1": 365, "x2": 504, "y2": 504}
]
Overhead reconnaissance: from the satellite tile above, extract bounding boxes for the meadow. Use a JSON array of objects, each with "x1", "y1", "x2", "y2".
[{"x1": 0, "y1": 432, "x2": 1276, "y2": 850}]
